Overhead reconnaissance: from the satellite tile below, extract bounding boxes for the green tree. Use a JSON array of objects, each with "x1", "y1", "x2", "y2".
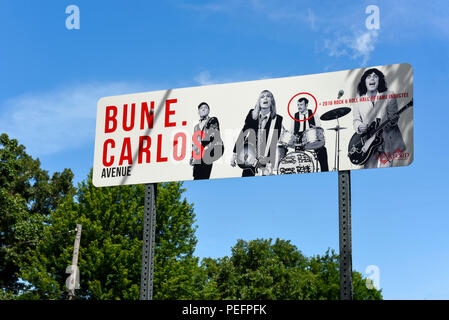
[
  {"x1": 0, "y1": 133, "x2": 74, "y2": 295},
  {"x1": 308, "y1": 248, "x2": 382, "y2": 300},
  {"x1": 19, "y1": 173, "x2": 204, "y2": 300},
  {"x1": 202, "y1": 238, "x2": 382, "y2": 300},
  {"x1": 201, "y1": 239, "x2": 316, "y2": 299}
]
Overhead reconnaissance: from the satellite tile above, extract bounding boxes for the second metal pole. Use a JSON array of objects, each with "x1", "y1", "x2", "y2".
[
  {"x1": 140, "y1": 183, "x2": 157, "y2": 300},
  {"x1": 338, "y1": 170, "x2": 353, "y2": 300}
]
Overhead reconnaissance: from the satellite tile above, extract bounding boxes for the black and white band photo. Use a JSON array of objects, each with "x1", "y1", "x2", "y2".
[
  {"x1": 189, "y1": 65, "x2": 412, "y2": 180},
  {"x1": 93, "y1": 63, "x2": 413, "y2": 186}
]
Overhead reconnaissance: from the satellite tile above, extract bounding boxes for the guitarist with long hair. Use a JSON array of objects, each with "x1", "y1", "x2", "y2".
[
  {"x1": 231, "y1": 90, "x2": 284, "y2": 176},
  {"x1": 352, "y1": 68, "x2": 406, "y2": 168}
]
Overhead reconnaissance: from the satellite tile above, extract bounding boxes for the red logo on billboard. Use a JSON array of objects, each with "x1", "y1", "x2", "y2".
[{"x1": 377, "y1": 148, "x2": 410, "y2": 164}]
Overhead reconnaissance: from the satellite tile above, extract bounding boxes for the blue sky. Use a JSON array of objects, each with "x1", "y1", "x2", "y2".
[{"x1": 1, "y1": 0, "x2": 448, "y2": 299}]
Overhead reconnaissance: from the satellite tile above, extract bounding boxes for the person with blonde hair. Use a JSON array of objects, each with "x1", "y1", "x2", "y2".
[{"x1": 231, "y1": 90, "x2": 284, "y2": 177}]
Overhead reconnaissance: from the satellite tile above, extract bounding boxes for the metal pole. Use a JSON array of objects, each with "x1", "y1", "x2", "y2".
[
  {"x1": 338, "y1": 170, "x2": 353, "y2": 300},
  {"x1": 336, "y1": 118, "x2": 340, "y2": 171},
  {"x1": 68, "y1": 224, "x2": 82, "y2": 300},
  {"x1": 333, "y1": 128, "x2": 338, "y2": 171},
  {"x1": 140, "y1": 183, "x2": 157, "y2": 300}
]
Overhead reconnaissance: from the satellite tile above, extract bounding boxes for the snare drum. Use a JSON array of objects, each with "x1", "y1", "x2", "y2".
[
  {"x1": 278, "y1": 129, "x2": 295, "y2": 148},
  {"x1": 277, "y1": 151, "x2": 321, "y2": 175},
  {"x1": 279, "y1": 129, "x2": 302, "y2": 149},
  {"x1": 302, "y1": 127, "x2": 325, "y2": 150}
]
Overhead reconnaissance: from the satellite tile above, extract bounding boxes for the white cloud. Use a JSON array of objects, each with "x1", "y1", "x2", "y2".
[
  {"x1": 194, "y1": 71, "x2": 216, "y2": 86},
  {"x1": 349, "y1": 30, "x2": 379, "y2": 66},
  {"x1": 0, "y1": 82, "x2": 148, "y2": 157},
  {"x1": 323, "y1": 39, "x2": 347, "y2": 58},
  {"x1": 193, "y1": 70, "x2": 273, "y2": 88},
  {"x1": 323, "y1": 29, "x2": 379, "y2": 66}
]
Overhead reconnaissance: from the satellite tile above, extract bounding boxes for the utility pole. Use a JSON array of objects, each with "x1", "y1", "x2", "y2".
[{"x1": 67, "y1": 224, "x2": 82, "y2": 300}]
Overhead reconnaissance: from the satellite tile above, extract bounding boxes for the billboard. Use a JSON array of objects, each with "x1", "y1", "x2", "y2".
[{"x1": 93, "y1": 63, "x2": 413, "y2": 187}]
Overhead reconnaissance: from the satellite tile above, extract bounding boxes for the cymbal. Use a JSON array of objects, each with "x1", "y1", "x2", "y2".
[
  {"x1": 327, "y1": 126, "x2": 347, "y2": 131},
  {"x1": 320, "y1": 107, "x2": 351, "y2": 121}
]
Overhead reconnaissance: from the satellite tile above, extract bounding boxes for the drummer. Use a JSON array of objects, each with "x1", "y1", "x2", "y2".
[{"x1": 289, "y1": 97, "x2": 329, "y2": 172}]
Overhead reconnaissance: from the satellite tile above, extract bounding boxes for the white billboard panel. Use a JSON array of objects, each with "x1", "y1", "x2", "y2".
[{"x1": 93, "y1": 63, "x2": 413, "y2": 187}]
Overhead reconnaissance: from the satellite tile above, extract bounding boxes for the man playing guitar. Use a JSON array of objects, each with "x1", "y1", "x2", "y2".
[
  {"x1": 352, "y1": 68, "x2": 406, "y2": 168},
  {"x1": 190, "y1": 102, "x2": 224, "y2": 179},
  {"x1": 231, "y1": 90, "x2": 283, "y2": 177}
]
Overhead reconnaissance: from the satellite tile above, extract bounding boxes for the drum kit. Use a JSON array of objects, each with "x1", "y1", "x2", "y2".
[
  {"x1": 278, "y1": 106, "x2": 351, "y2": 174},
  {"x1": 278, "y1": 126, "x2": 324, "y2": 175}
]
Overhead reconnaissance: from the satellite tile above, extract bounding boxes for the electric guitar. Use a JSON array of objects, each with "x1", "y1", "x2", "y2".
[
  {"x1": 236, "y1": 140, "x2": 273, "y2": 176},
  {"x1": 348, "y1": 99, "x2": 413, "y2": 166}
]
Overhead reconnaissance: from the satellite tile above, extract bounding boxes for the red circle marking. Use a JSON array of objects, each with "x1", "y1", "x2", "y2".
[{"x1": 287, "y1": 92, "x2": 318, "y2": 122}]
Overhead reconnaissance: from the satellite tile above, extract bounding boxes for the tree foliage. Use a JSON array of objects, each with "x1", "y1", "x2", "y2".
[
  {"x1": 0, "y1": 133, "x2": 75, "y2": 293},
  {"x1": 201, "y1": 239, "x2": 382, "y2": 300},
  {"x1": 19, "y1": 174, "x2": 203, "y2": 300}
]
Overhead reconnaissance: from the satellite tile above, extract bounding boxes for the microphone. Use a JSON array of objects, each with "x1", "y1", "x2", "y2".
[{"x1": 337, "y1": 90, "x2": 344, "y2": 99}]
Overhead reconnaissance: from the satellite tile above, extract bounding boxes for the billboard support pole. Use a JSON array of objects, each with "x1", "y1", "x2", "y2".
[
  {"x1": 338, "y1": 170, "x2": 353, "y2": 300},
  {"x1": 140, "y1": 183, "x2": 157, "y2": 300}
]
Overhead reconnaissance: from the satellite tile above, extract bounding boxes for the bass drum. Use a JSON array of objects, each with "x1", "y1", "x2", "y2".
[{"x1": 278, "y1": 151, "x2": 320, "y2": 175}]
